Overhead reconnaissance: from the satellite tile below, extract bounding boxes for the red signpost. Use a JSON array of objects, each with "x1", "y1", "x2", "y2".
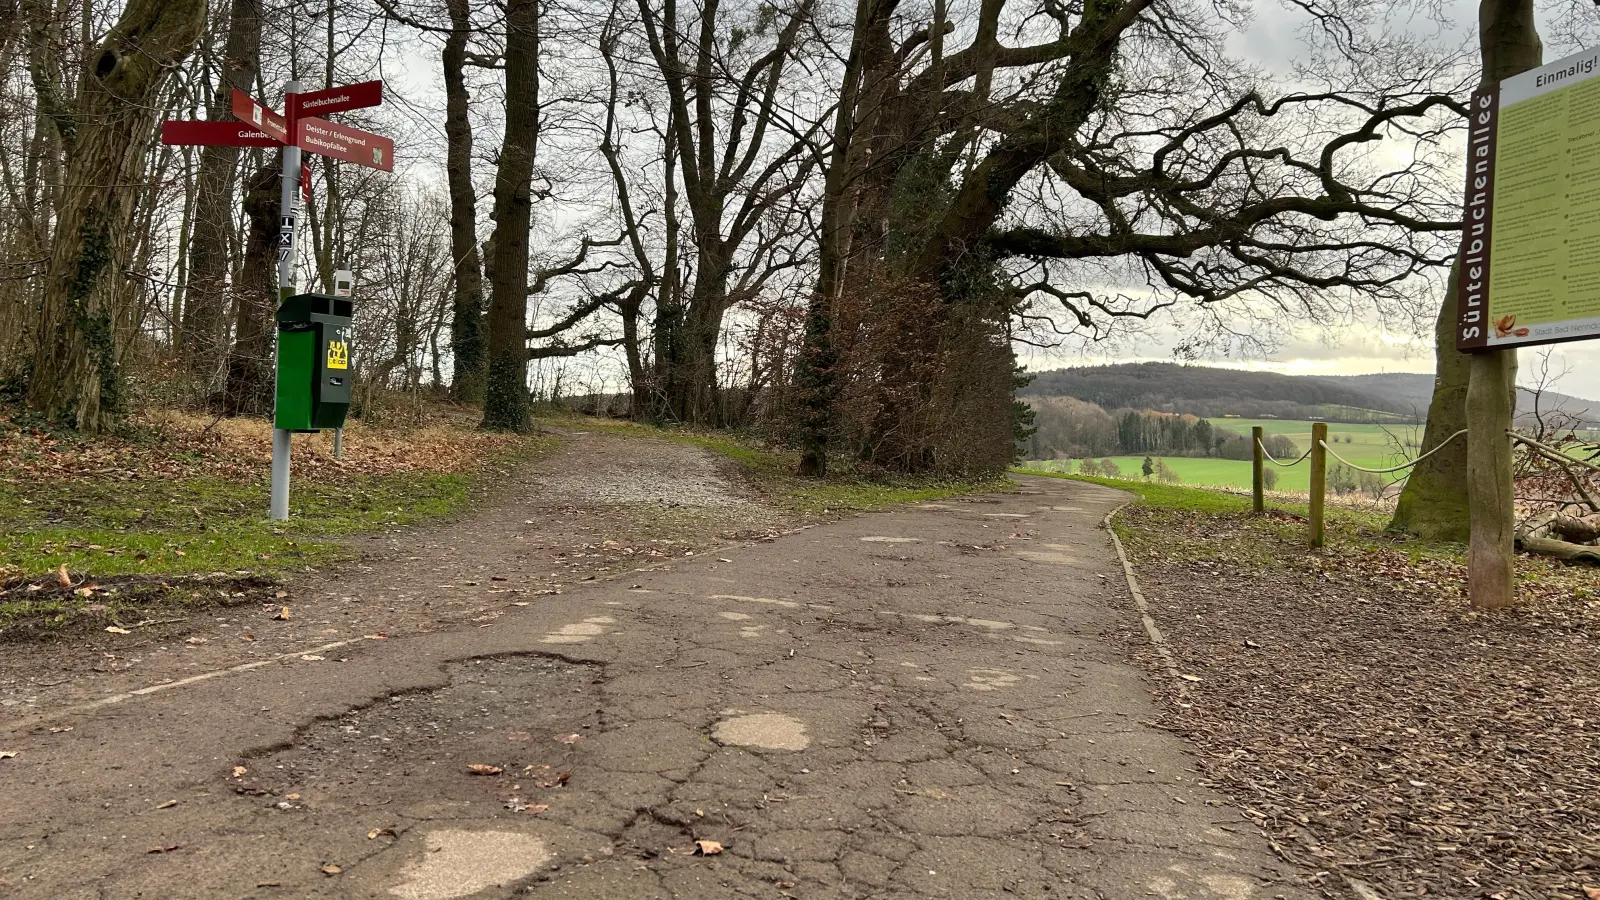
[
  {"x1": 296, "y1": 116, "x2": 394, "y2": 172},
  {"x1": 160, "y1": 79, "x2": 394, "y2": 521}
]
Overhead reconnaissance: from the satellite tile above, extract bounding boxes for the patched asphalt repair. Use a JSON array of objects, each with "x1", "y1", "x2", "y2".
[{"x1": 0, "y1": 476, "x2": 1315, "y2": 899}]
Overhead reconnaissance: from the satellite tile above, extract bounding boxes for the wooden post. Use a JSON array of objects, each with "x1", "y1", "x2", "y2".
[
  {"x1": 1467, "y1": 349, "x2": 1517, "y2": 609},
  {"x1": 1309, "y1": 422, "x2": 1327, "y2": 549},
  {"x1": 1251, "y1": 426, "x2": 1265, "y2": 514}
]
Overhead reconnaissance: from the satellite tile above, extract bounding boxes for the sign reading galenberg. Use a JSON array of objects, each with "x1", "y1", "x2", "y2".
[
  {"x1": 296, "y1": 117, "x2": 395, "y2": 172},
  {"x1": 1458, "y1": 46, "x2": 1600, "y2": 351}
]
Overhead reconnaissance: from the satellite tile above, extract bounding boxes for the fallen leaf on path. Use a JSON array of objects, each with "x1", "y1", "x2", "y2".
[
  {"x1": 320, "y1": 864, "x2": 341, "y2": 876},
  {"x1": 232, "y1": 766, "x2": 248, "y2": 778},
  {"x1": 186, "y1": 636, "x2": 207, "y2": 645},
  {"x1": 0, "y1": 751, "x2": 16, "y2": 759},
  {"x1": 367, "y1": 828, "x2": 396, "y2": 840},
  {"x1": 1178, "y1": 673, "x2": 1203, "y2": 682},
  {"x1": 49, "y1": 726, "x2": 72, "y2": 734},
  {"x1": 274, "y1": 591, "x2": 288, "y2": 599},
  {"x1": 146, "y1": 845, "x2": 181, "y2": 854},
  {"x1": 299, "y1": 655, "x2": 325, "y2": 662},
  {"x1": 693, "y1": 840, "x2": 724, "y2": 856},
  {"x1": 535, "y1": 769, "x2": 572, "y2": 788},
  {"x1": 273, "y1": 607, "x2": 291, "y2": 621},
  {"x1": 105, "y1": 626, "x2": 131, "y2": 635},
  {"x1": 1583, "y1": 887, "x2": 1600, "y2": 900},
  {"x1": 56, "y1": 564, "x2": 71, "y2": 589},
  {"x1": 363, "y1": 634, "x2": 388, "y2": 639},
  {"x1": 155, "y1": 800, "x2": 178, "y2": 810},
  {"x1": 286, "y1": 793, "x2": 301, "y2": 801},
  {"x1": 554, "y1": 733, "x2": 581, "y2": 744},
  {"x1": 467, "y1": 764, "x2": 503, "y2": 776}
]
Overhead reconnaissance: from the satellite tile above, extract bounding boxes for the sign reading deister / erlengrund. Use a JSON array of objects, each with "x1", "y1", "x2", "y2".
[{"x1": 1459, "y1": 48, "x2": 1600, "y2": 351}]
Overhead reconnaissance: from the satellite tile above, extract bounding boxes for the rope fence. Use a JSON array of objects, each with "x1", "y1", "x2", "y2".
[{"x1": 1247, "y1": 423, "x2": 1596, "y2": 549}]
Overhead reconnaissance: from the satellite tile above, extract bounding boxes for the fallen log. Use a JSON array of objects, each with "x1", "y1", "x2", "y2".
[
  {"x1": 1551, "y1": 514, "x2": 1600, "y2": 544},
  {"x1": 1516, "y1": 535, "x2": 1600, "y2": 566}
]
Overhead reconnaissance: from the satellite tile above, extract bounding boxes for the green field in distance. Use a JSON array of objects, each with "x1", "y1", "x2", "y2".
[{"x1": 1018, "y1": 418, "x2": 1423, "y2": 492}]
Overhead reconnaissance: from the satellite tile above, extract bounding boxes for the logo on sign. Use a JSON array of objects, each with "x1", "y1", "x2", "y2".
[
  {"x1": 252, "y1": 104, "x2": 263, "y2": 126},
  {"x1": 372, "y1": 146, "x2": 384, "y2": 167},
  {"x1": 327, "y1": 339, "x2": 349, "y2": 370}
]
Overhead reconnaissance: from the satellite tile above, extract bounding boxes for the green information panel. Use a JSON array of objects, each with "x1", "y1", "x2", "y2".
[{"x1": 1459, "y1": 48, "x2": 1600, "y2": 350}]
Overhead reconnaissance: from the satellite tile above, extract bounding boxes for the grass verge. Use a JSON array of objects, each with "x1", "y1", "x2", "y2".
[{"x1": 1, "y1": 403, "x2": 547, "y2": 636}]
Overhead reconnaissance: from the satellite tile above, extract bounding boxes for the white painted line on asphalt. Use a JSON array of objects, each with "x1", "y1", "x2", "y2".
[{"x1": 2, "y1": 638, "x2": 371, "y2": 733}]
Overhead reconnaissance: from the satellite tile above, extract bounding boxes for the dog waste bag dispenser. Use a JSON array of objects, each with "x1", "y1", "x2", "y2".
[{"x1": 275, "y1": 293, "x2": 353, "y2": 431}]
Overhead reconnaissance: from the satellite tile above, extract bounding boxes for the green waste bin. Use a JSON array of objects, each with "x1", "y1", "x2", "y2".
[{"x1": 275, "y1": 293, "x2": 354, "y2": 432}]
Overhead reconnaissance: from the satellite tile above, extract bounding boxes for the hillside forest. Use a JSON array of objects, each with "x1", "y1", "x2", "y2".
[{"x1": 0, "y1": 0, "x2": 1494, "y2": 477}]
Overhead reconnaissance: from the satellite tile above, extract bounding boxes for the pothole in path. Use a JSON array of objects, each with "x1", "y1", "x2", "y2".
[{"x1": 227, "y1": 655, "x2": 605, "y2": 887}]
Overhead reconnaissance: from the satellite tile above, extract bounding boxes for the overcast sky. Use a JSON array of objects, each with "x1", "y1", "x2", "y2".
[{"x1": 1054, "y1": 0, "x2": 1600, "y2": 402}]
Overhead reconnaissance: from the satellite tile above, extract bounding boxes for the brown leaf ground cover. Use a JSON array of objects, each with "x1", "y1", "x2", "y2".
[{"x1": 1110, "y1": 487, "x2": 1600, "y2": 899}]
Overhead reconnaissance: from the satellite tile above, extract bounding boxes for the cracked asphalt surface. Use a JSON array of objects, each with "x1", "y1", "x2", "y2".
[{"x1": 0, "y1": 449, "x2": 1316, "y2": 899}]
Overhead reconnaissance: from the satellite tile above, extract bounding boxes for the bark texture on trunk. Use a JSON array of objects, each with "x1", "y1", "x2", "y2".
[
  {"x1": 443, "y1": 0, "x2": 487, "y2": 404},
  {"x1": 25, "y1": 0, "x2": 207, "y2": 431},
  {"x1": 480, "y1": 0, "x2": 539, "y2": 431},
  {"x1": 221, "y1": 162, "x2": 279, "y2": 416},
  {"x1": 180, "y1": 0, "x2": 260, "y2": 380},
  {"x1": 1389, "y1": 263, "x2": 1471, "y2": 539},
  {"x1": 1393, "y1": 0, "x2": 1540, "y2": 541}
]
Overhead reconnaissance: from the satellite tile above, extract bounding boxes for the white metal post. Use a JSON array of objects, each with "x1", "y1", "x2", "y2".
[{"x1": 269, "y1": 80, "x2": 302, "y2": 522}]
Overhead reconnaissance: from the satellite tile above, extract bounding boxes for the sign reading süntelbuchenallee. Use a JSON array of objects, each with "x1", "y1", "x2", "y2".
[{"x1": 1459, "y1": 48, "x2": 1600, "y2": 351}]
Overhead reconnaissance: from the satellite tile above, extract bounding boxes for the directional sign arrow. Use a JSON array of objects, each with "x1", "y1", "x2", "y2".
[
  {"x1": 296, "y1": 117, "x2": 394, "y2": 172},
  {"x1": 161, "y1": 120, "x2": 282, "y2": 147},
  {"x1": 230, "y1": 89, "x2": 288, "y2": 144},
  {"x1": 290, "y1": 80, "x2": 383, "y2": 119}
]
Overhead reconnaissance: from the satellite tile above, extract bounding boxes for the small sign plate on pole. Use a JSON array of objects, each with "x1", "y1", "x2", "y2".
[{"x1": 1459, "y1": 47, "x2": 1600, "y2": 351}]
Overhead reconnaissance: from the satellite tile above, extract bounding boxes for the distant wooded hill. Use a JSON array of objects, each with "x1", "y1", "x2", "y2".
[{"x1": 1020, "y1": 363, "x2": 1600, "y2": 427}]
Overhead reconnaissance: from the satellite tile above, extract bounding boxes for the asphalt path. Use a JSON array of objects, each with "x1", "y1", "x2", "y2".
[{"x1": 0, "y1": 473, "x2": 1313, "y2": 899}]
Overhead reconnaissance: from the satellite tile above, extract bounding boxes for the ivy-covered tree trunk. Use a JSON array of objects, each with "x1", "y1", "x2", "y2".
[
  {"x1": 480, "y1": 0, "x2": 538, "y2": 431},
  {"x1": 443, "y1": 0, "x2": 487, "y2": 404},
  {"x1": 25, "y1": 0, "x2": 207, "y2": 431}
]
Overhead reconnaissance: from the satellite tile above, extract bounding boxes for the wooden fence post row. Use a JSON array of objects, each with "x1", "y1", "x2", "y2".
[{"x1": 1308, "y1": 422, "x2": 1328, "y2": 549}]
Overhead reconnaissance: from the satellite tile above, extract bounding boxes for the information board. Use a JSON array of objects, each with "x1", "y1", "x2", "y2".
[{"x1": 1459, "y1": 48, "x2": 1600, "y2": 350}]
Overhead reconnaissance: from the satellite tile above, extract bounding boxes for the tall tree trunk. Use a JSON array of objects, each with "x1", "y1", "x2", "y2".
[
  {"x1": 443, "y1": 0, "x2": 487, "y2": 404},
  {"x1": 179, "y1": 0, "x2": 260, "y2": 381},
  {"x1": 221, "y1": 163, "x2": 279, "y2": 416},
  {"x1": 1389, "y1": 262, "x2": 1473, "y2": 539},
  {"x1": 795, "y1": 0, "x2": 891, "y2": 475},
  {"x1": 25, "y1": 0, "x2": 207, "y2": 431},
  {"x1": 1393, "y1": 0, "x2": 1540, "y2": 542},
  {"x1": 480, "y1": 0, "x2": 539, "y2": 431}
]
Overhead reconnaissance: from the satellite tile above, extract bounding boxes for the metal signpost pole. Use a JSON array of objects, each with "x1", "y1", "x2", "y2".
[{"x1": 269, "y1": 79, "x2": 303, "y2": 522}]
